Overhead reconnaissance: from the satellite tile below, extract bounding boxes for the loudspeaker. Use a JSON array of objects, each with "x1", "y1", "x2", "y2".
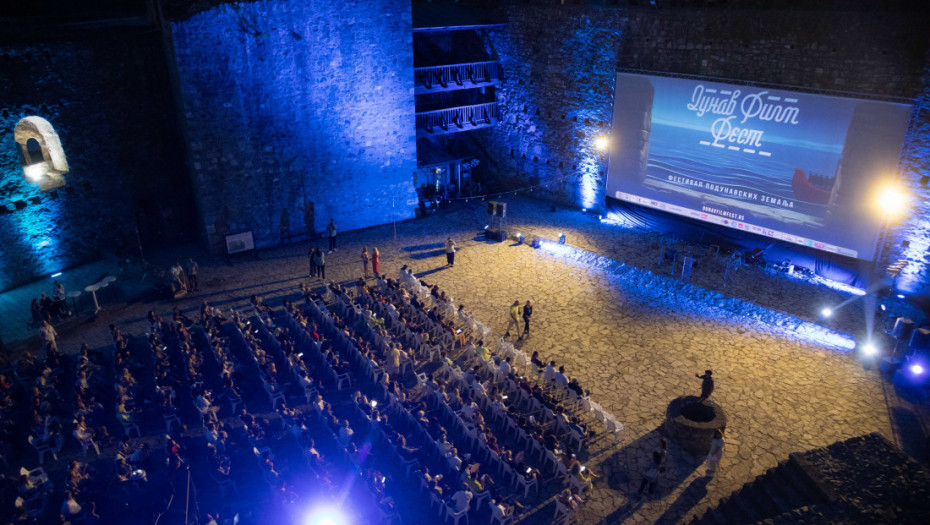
[
  {"x1": 487, "y1": 202, "x2": 496, "y2": 215},
  {"x1": 487, "y1": 229, "x2": 508, "y2": 242},
  {"x1": 893, "y1": 317, "x2": 915, "y2": 341},
  {"x1": 496, "y1": 202, "x2": 507, "y2": 217}
]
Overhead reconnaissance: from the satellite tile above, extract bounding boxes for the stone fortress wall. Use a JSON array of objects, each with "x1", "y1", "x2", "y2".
[
  {"x1": 166, "y1": 0, "x2": 419, "y2": 254},
  {"x1": 471, "y1": 1, "x2": 930, "y2": 293},
  {"x1": 0, "y1": 30, "x2": 194, "y2": 291}
]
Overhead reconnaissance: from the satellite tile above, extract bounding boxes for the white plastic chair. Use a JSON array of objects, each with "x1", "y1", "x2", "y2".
[
  {"x1": 72, "y1": 430, "x2": 101, "y2": 457},
  {"x1": 606, "y1": 418, "x2": 625, "y2": 444},
  {"x1": 443, "y1": 503, "x2": 469, "y2": 525},
  {"x1": 164, "y1": 412, "x2": 181, "y2": 434},
  {"x1": 473, "y1": 490, "x2": 491, "y2": 513},
  {"x1": 554, "y1": 499, "x2": 575, "y2": 524},
  {"x1": 28, "y1": 435, "x2": 54, "y2": 464},
  {"x1": 516, "y1": 475, "x2": 537, "y2": 499},
  {"x1": 335, "y1": 372, "x2": 351, "y2": 391},
  {"x1": 264, "y1": 382, "x2": 286, "y2": 409}
]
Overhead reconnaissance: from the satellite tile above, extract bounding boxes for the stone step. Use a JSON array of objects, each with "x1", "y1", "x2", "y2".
[
  {"x1": 759, "y1": 472, "x2": 801, "y2": 516},
  {"x1": 768, "y1": 468, "x2": 811, "y2": 510},
  {"x1": 690, "y1": 499, "x2": 730, "y2": 525},
  {"x1": 716, "y1": 495, "x2": 753, "y2": 524},
  {"x1": 743, "y1": 479, "x2": 781, "y2": 518},
  {"x1": 784, "y1": 454, "x2": 831, "y2": 503},
  {"x1": 730, "y1": 490, "x2": 765, "y2": 524}
]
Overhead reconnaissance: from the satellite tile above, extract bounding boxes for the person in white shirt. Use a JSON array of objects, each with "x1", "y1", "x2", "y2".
[
  {"x1": 450, "y1": 489, "x2": 472, "y2": 512},
  {"x1": 338, "y1": 420, "x2": 354, "y2": 447},
  {"x1": 499, "y1": 357, "x2": 512, "y2": 376},
  {"x1": 460, "y1": 400, "x2": 478, "y2": 422},
  {"x1": 445, "y1": 237, "x2": 456, "y2": 267},
  {"x1": 40, "y1": 321, "x2": 58, "y2": 351},
  {"x1": 543, "y1": 361, "x2": 556, "y2": 383},
  {"x1": 60, "y1": 491, "x2": 82, "y2": 518},
  {"x1": 194, "y1": 391, "x2": 219, "y2": 422},
  {"x1": 449, "y1": 449, "x2": 463, "y2": 470},
  {"x1": 325, "y1": 219, "x2": 338, "y2": 253},
  {"x1": 53, "y1": 281, "x2": 66, "y2": 301},
  {"x1": 554, "y1": 366, "x2": 569, "y2": 389}
]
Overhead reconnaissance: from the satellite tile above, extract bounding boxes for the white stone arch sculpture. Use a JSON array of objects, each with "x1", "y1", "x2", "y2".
[{"x1": 14, "y1": 116, "x2": 69, "y2": 191}]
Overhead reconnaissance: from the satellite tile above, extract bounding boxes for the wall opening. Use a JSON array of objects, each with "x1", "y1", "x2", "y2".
[{"x1": 14, "y1": 116, "x2": 69, "y2": 191}]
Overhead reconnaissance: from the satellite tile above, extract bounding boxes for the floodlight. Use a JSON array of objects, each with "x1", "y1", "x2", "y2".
[
  {"x1": 24, "y1": 163, "x2": 47, "y2": 181},
  {"x1": 304, "y1": 507, "x2": 347, "y2": 525},
  {"x1": 877, "y1": 185, "x2": 906, "y2": 212}
]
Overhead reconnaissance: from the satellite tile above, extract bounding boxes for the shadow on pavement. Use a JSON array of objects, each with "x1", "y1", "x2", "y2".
[
  {"x1": 414, "y1": 266, "x2": 449, "y2": 278},
  {"x1": 402, "y1": 242, "x2": 444, "y2": 252},
  {"x1": 654, "y1": 476, "x2": 710, "y2": 525},
  {"x1": 409, "y1": 249, "x2": 446, "y2": 260}
]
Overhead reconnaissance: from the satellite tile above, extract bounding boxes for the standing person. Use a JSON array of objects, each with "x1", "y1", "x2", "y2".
[
  {"x1": 372, "y1": 247, "x2": 380, "y2": 276},
  {"x1": 326, "y1": 219, "x2": 338, "y2": 253},
  {"x1": 637, "y1": 455, "x2": 666, "y2": 496},
  {"x1": 170, "y1": 262, "x2": 186, "y2": 292},
  {"x1": 31, "y1": 298, "x2": 44, "y2": 324},
  {"x1": 309, "y1": 246, "x2": 317, "y2": 278},
  {"x1": 361, "y1": 247, "x2": 371, "y2": 278},
  {"x1": 522, "y1": 300, "x2": 533, "y2": 338},
  {"x1": 315, "y1": 248, "x2": 326, "y2": 280},
  {"x1": 40, "y1": 320, "x2": 58, "y2": 352},
  {"x1": 705, "y1": 429, "x2": 725, "y2": 478},
  {"x1": 52, "y1": 281, "x2": 68, "y2": 317},
  {"x1": 695, "y1": 370, "x2": 714, "y2": 401},
  {"x1": 445, "y1": 237, "x2": 456, "y2": 267},
  {"x1": 638, "y1": 437, "x2": 669, "y2": 495},
  {"x1": 504, "y1": 301, "x2": 521, "y2": 338},
  {"x1": 186, "y1": 258, "x2": 200, "y2": 292}
]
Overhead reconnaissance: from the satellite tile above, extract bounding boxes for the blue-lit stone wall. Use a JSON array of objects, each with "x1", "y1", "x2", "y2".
[
  {"x1": 474, "y1": 5, "x2": 625, "y2": 211},
  {"x1": 0, "y1": 32, "x2": 193, "y2": 292},
  {"x1": 477, "y1": 4, "x2": 930, "y2": 289},
  {"x1": 168, "y1": 0, "x2": 418, "y2": 253},
  {"x1": 886, "y1": 62, "x2": 930, "y2": 295}
]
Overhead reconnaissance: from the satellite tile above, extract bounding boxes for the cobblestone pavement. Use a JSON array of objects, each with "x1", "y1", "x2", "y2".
[{"x1": 12, "y1": 195, "x2": 921, "y2": 524}]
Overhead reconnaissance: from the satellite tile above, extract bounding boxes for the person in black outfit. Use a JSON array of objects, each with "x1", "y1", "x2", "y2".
[
  {"x1": 522, "y1": 300, "x2": 533, "y2": 337},
  {"x1": 638, "y1": 439, "x2": 668, "y2": 495},
  {"x1": 696, "y1": 370, "x2": 714, "y2": 401}
]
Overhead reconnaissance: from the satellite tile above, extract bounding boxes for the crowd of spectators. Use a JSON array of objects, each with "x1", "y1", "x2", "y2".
[{"x1": 2, "y1": 257, "x2": 616, "y2": 524}]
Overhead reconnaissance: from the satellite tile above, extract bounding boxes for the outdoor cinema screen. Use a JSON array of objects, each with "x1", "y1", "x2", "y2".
[{"x1": 605, "y1": 73, "x2": 912, "y2": 260}]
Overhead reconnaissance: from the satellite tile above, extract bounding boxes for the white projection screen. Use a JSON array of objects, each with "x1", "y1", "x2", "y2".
[{"x1": 605, "y1": 73, "x2": 912, "y2": 260}]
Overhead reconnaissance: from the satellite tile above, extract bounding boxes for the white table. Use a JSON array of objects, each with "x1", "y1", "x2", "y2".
[{"x1": 84, "y1": 284, "x2": 101, "y2": 314}]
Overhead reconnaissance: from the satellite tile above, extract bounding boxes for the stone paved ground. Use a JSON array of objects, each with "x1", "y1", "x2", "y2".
[{"x1": 4, "y1": 195, "x2": 926, "y2": 524}]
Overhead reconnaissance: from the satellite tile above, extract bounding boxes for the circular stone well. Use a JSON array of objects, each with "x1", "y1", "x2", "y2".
[{"x1": 663, "y1": 396, "x2": 727, "y2": 456}]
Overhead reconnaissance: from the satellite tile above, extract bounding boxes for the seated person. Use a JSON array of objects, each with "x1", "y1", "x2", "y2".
[{"x1": 449, "y1": 489, "x2": 473, "y2": 513}]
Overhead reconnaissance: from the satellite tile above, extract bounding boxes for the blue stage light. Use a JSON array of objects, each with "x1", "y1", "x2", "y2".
[
  {"x1": 304, "y1": 507, "x2": 347, "y2": 525},
  {"x1": 538, "y1": 239, "x2": 857, "y2": 351}
]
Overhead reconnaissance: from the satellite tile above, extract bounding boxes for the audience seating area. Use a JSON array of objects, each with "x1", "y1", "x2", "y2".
[{"x1": 0, "y1": 270, "x2": 625, "y2": 524}]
